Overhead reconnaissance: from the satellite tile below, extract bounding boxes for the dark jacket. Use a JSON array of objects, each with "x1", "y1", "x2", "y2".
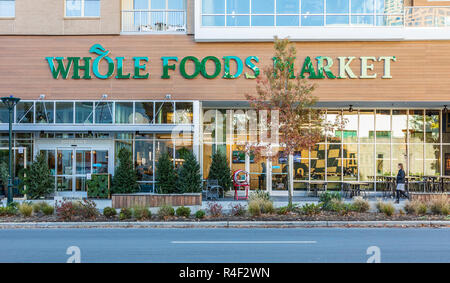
[{"x1": 396, "y1": 169, "x2": 405, "y2": 184}]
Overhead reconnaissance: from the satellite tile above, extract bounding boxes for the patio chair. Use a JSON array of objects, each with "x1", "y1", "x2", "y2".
[{"x1": 204, "y1": 179, "x2": 221, "y2": 201}]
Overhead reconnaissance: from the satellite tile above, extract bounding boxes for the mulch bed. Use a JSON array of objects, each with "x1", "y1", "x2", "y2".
[{"x1": 0, "y1": 211, "x2": 449, "y2": 223}]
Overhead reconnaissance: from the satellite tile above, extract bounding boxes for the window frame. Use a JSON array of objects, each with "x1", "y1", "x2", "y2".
[
  {"x1": 0, "y1": 0, "x2": 15, "y2": 18},
  {"x1": 64, "y1": 0, "x2": 101, "y2": 18}
]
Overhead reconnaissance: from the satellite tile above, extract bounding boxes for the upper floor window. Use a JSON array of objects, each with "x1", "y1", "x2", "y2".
[
  {"x1": 65, "y1": 0, "x2": 100, "y2": 17},
  {"x1": 201, "y1": 0, "x2": 404, "y2": 27},
  {"x1": 0, "y1": 0, "x2": 15, "y2": 17}
]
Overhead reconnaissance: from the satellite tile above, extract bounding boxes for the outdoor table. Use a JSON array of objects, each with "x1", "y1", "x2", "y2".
[
  {"x1": 343, "y1": 181, "x2": 369, "y2": 198},
  {"x1": 308, "y1": 181, "x2": 327, "y2": 197}
]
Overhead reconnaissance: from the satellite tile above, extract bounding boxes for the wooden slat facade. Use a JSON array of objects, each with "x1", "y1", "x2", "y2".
[
  {"x1": 112, "y1": 193, "x2": 202, "y2": 208},
  {"x1": 0, "y1": 35, "x2": 450, "y2": 102}
]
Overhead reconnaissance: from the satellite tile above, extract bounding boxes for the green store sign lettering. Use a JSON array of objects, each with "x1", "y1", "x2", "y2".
[{"x1": 45, "y1": 44, "x2": 396, "y2": 80}]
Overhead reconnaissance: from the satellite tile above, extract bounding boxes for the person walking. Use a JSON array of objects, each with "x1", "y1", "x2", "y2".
[{"x1": 395, "y1": 163, "x2": 408, "y2": 203}]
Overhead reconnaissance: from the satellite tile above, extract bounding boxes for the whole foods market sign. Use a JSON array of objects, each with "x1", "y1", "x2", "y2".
[{"x1": 46, "y1": 44, "x2": 396, "y2": 80}]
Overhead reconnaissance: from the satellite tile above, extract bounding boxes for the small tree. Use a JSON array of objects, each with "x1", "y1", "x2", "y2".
[
  {"x1": 208, "y1": 151, "x2": 232, "y2": 191},
  {"x1": 156, "y1": 152, "x2": 177, "y2": 194},
  {"x1": 176, "y1": 151, "x2": 202, "y2": 193},
  {"x1": 245, "y1": 38, "x2": 343, "y2": 207},
  {"x1": 111, "y1": 148, "x2": 139, "y2": 194},
  {"x1": 22, "y1": 152, "x2": 54, "y2": 199}
]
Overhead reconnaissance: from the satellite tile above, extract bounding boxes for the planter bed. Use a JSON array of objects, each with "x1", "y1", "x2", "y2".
[
  {"x1": 409, "y1": 193, "x2": 449, "y2": 202},
  {"x1": 1, "y1": 212, "x2": 449, "y2": 223},
  {"x1": 112, "y1": 193, "x2": 202, "y2": 209}
]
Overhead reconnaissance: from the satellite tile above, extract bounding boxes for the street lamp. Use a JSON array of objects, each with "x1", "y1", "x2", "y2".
[{"x1": 1, "y1": 96, "x2": 20, "y2": 205}]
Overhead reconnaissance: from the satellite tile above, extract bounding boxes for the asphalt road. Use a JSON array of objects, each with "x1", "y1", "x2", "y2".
[{"x1": 0, "y1": 228, "x2": 448, "y2": 263}]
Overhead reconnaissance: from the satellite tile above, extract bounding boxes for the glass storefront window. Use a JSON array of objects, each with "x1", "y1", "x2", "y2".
[
  {"x1": 376, "y1": 110, "x2": 391, "y2": 143},
  {"x1": 301, "y1": 0, "x2": 324, "y2": 14},
  {"x1": 277, "y1": 0, "x2": 298, "y2": 14},
  {"x1": 0, "y1": 103, "x2": 9, "y2": 124},
  {"x1": 326, "y1": 110, "x2": 342, "y2": 143},
  {"x1": 425, "y1": 110, "x2": 440, "y2": 143},
  {"x1": 35, "y1": 102, "x2": 54, "y2": 124},
  {"x1": 392, "y1": 110, "x2": 407, "y2": 143},
  {"x1": 343, "y1": 110, "x2": 358, "y2": 143},
  {"x1": 16, "y1": 102, "x2": 34, "y2": 124},
  {"x1": 360, "y1": 144, "x2": 374, "y2": 181},
  {"x1": 92, "y1": 150, "x2": 108, "y2": 174},
  {"x1": 409, "y1": 143, "x2": 424, "y2": 176},
  {"x1": 175, "y1": 102, "x2": 193, "y2": 124},
  {"x1": 75, "y1": 102, "x2": 93, "y2": 124},
  {"x1": 409, "y1": 110, "x2": 424, "y2": 143},
  {"x1": 95, "y1": 102, "x2": 113, "y2": 124},
  {"x1": 343, "y1": 144, "x2": 357, "y2": 181},
  {"x1": 135, "y1": 102, "x2": 154, "y2": 124},
  {"x1": 135, "y1": 139, "x2": 154, "y2": 182},
  {"x1": 425, "y1": 144, "x2": 440, "y2": 176},
  {"x1": 351, "y1": 0, "x2": 374, "y2": 13},
  {"x1": 293, "y1": 149, "x2": 309, "y2": 181},
  {"x1": 155, "y1": 102, "x2": 174, "y2": 124},
  {"x1": 115, "y1": 102, "x2": 133, "y2": 124},
  {"x1": 443, "y1": 145, "x2": 450, "y2": 176},
  {"x1": 376, "y1": 144, "x2": 391, "y2": 176},
  {"x1": 359, "y1": 110, "x2": 374, "y2": 143},
  {"x1": 327, "y1": 144, "x2": 342, "y2": 181},
  {"x1": 392, "y1": 144, "x2": 407, "y2": 175},
  {"x1": 55, "y1": 102, "x2": 74, "y2": 124},
  {"x1": 443, "y1": 111, "x2": 450, "y2": 144}
]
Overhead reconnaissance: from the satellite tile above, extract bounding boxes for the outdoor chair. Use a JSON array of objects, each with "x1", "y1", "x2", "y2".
[{"x1": 204, "y1": 179, "x2": 221, "y2": 201}]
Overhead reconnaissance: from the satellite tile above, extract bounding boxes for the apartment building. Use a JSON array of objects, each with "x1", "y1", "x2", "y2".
[{"x1": 0, "y1": 0, "x2": 450, "y2": 196}]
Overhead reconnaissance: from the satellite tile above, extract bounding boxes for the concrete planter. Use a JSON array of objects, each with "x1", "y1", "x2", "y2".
[
  {"x1": 112, "y1": 193, "x2": 202, "y2": 208},
  {"x1": 409, "y1": 193, "x2": 449, "y2": 202}
]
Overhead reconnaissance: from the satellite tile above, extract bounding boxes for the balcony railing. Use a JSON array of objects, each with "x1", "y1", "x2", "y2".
[
  {"x1": 122, "y1": 10, "x2": 186, "y2": 33},
  {"x1": 199, "y1": 6, "x2": 450, "y2": 28},
  {"x1": 405, "y1": 6, "x2": 450, "y2": 27}
]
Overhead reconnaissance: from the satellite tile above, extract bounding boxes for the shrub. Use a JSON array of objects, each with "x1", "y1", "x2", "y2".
[
  {"x1": 18, "y1": 203, "x2": 33, "y2": 217},
  {"x1": 326, "y1": 199, "x2": 345, "y2": 212},
  {"x1": 230, "y1": 204, "x2": 247, "y2": 217},
  {"x1": 0, "y1": 205, "x2": 17, "y2": 217},
  {"x1": 176, "y1": 151, "x2": 202, "y2": 193},
  {"x1": 277, "y1": 206, "x2": 289, "y2": 215},
  {"x1": 300, "y1": 203, "x2": 321, "y2": 216},
  {"x1": 158, "y1": 204, "x2": 175, "y2": 218},
  {"x1": 429, "y1": 195, "x2": 450, "y2": 215},
  {"x1": 56, "y1": 201, "x2": 79, "y2": 221},
  {"x1": 21, "y1": 152, "x2": 54, "y2": 199},
  {"x1": 156, "y1": 153, "x2": 177, "y2": 194},
  {"x1": 351, "y1": 197, "x2": 370, "y2": 213},
  {"x1": 133, "y1": 206, "x2": 151, "y2": 220},
  {"x1": 176, "y1": 206, "x2": 191, "y2": 218},
  {"x1": 208, "y1": 152, "x2": 233, "y2": 191},
  {"x1": 32, "y1": 202, "x2": 42, "y2": 213},
  {"x1": 404, "y1": 200, "x2": 428, "y2": 215},
  {"x1": 206, "y1": 202, "x2": 223, "y2": 217},
  {"x1": 78, "y1": 199, "x2": 99, "y2": 219},
  {"x1": 249, "y1": 190, "x2": 271, "y2": 202},
  {"x1": 377, "y1": 201, "x2": 395, "y2": 217},
  {"x1": 119, "y1": 208, "x2": 132, "y2": 220},
  {"x1": 41, "y1": 203, "x2": 54, "y2": 216},
  {"x1": 87, "y1": 175, "x2": 110, "y2": 199},
  {"x1": 248, "y1": 201, "x2": 261, "y2": 217},
  {"x1": 112, "y1": 148, "x2": 139, "y2": 194},
  {"x1": 260, "y1": 200, "x2": 275, "y2": 214},
  {"x1": 103, "y1": 207, "x2": 117, "y2": 218},
  {"x1": 195, "y1": 209, "x2": 205, "y2": 219},
  {"x1": 319, "y1": 192, "x2": 342, "y2": 211}
]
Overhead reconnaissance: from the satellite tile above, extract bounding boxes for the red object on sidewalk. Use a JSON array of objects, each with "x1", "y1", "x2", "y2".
[{"x1": 233, "y1": 170, "x2": 249, "y2": 200}]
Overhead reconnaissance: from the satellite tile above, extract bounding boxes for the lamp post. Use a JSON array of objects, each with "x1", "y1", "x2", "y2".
[{"x1": 1, "y1": 96, "x2": 20, "y2": 205}]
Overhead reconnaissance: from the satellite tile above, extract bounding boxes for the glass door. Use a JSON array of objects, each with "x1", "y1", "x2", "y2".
[
  {"x1": 75, "y1": 149, "x2": 91, "y2": 192},
  {"x1": 56, "y1": 149, "x2": 74, "y2": 192}
]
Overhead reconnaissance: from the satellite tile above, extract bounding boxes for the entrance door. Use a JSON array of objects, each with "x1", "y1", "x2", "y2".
[{"x1": 40, "y1": 147, "x2": 109, "y2": 196}]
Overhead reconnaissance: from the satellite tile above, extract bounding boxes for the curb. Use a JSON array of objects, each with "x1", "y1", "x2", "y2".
[{"x1": 0, "y1": 221, "x2": 449, "y2": 229}]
